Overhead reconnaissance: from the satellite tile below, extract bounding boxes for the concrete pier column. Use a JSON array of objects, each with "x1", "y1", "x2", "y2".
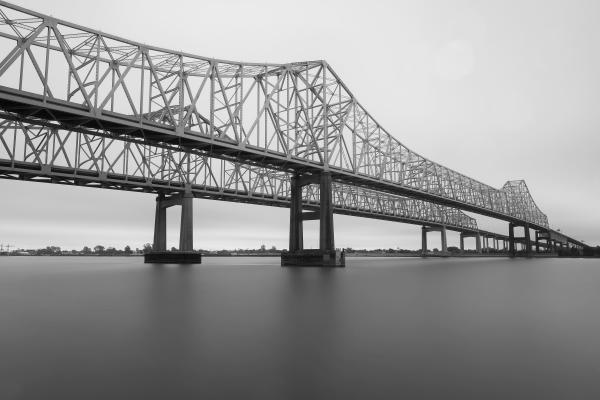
[
  {"x1": 524, "y1": 225, "x2": 531, "y2": 255},
  {"x1": 509, "y1": 223, "x2": 516, "y2": 256},
  {"x1": 319, "y1": 172, "x2": 334, "y2": 252},
  {"x1": 282, "y1": 172, "x2": 344, "y2": 267},
  {"x1": 460, "y1": 234, "x2": 465, "y2": 252},
  {"x1": 421, "y1": 226, "x2": 428, "y2": 255},
  {"x1": 440, "y1": 226, "x2": 447, "y2": 253},
  {"x1": 146, "y1": 192, "x2": 201, "y2": 264},
  {"x1": 476, "y1": 234, "x2": 482, "y2": 254},
  {"x1": 153, "y1": 194, "x2": 167, "y2": 251},
  {"x1": 288, "y1": 175, "x2": 303, "y2": 252},
  {"x1": 179, "y1": 192, "x2": 194, "y2": 251}
]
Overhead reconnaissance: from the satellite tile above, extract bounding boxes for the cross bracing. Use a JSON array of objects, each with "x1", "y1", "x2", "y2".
[
  {"x1": 0, "y1": 114, "x2": 478, "y2": 232},
  {"x1": 0, "y1": 1, "x2": 555, "y2": 233}
]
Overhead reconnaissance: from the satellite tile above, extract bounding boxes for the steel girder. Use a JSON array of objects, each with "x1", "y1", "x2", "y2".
[
  {"x1": 0, "y1": 1, "x2": 546, "y2": 230},
  {"x1": 0, "y1": 115, "x2": 478, "y2": 232}
]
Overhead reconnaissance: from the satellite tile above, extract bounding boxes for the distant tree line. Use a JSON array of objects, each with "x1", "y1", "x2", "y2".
[
  {"x1": 9, "y1": 245, "x2": 150, "y2": 256},
  {"x1": 4, "y1": 243, "x2": 283, "y2": 256}
]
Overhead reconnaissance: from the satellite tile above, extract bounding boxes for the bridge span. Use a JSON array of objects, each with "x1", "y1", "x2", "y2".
[
  {"x1": 0, "y1": 1, "x2": 586, "y2": 265},
  {"x1": 0, "y1": 114, "x2": 577, "y2": 260}
]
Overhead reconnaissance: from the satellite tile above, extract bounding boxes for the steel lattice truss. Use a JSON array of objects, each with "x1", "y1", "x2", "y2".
[
  {"x1": 0, "y1": 1, "x2": 547, "y2": 229},
  {"x1": 502, "y1": 181, "x2": 547, "y2": 228},
  {"x1": 0, "y1": 115, "x2": 478, "y2": 231}
]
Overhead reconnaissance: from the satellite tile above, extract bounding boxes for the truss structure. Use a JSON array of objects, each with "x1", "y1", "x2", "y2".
[
  {"x1": 0, "y1": 115, "x2": 478, "y2": 231},
  {"x1": 0, "y1": 1, "x2": 547, "y2": 230}
]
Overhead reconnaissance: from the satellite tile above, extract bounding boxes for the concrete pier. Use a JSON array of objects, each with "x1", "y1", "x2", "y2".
[
  {"x1": 282, "y1": 172, "x2": 344, "y2": 267},
  {"x1": 153, "y1": 194, "x2": 167, "y2": 252},
  {"x1": 144, "y1": 251, "x2": 202, "y2": 264},
  {"x1": 509, "y1": 223, "x2": 516, "y2": 256},
  {"x1": 281, "y1": 249, "x2": 345, "y2": 267},
  {"x1": 421, "y1": 225, "x2": 448, "y2": 256},
  {"x1": 145, "y1": 192, "x2": 201, "y2": 264},
  {"x1": 524, "y1": 224, "x2": 531, "y2": 255},
  {"x1": 179, "y1": 192, "x2": 194, "y2": 251},
  {"x1": 508, "y1": 222, "x2": 533, "y2": 257},
  {"x1": 459, "y1": 232, "x2": 482, "y2": 254}
]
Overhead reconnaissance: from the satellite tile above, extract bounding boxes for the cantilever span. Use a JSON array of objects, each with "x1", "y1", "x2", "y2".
[{"x1": 0, "y1": 1, "x2": 586, "y2": 264}]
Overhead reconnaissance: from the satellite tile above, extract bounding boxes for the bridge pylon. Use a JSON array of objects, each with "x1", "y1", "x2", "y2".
[
  {"x1": 144, "y1": 191, "x2": 201, "y2": 264},
  {"x1": 282, "y1": 172, "x2": 345, "y2": 267},
  {"x1": 460, "y1": 232, "x2": 482, "y2": 254},
  {"x1": 509, "y1": 223, "x2": 532, "y2": 257},
  {"x1": 421, "y1": 225, "x2": 448, "y2": 256}
]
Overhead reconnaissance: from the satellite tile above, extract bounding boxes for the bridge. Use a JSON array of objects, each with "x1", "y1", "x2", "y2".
[{"x1": 0, "y1": 1, "x2": 586, "y2": 265}]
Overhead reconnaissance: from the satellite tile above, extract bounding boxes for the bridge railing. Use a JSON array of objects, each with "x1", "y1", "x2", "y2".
[{"x1": 0, "y1": 1, "x2": 546, "y2": 228}]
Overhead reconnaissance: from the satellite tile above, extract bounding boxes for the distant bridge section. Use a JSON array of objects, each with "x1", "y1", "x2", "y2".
[{"x1": 0, "y1": 1, "x2": 548, "y2": 230}]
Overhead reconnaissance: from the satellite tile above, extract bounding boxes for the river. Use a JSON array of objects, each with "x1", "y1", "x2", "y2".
[{"x1": 1, "y1": 256, "x2": 600, "y2": 399}]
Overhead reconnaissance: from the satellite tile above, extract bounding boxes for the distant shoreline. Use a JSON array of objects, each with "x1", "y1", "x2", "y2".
[{"x1": 2, "y1": 253, "x2": 595, "y2": 258}]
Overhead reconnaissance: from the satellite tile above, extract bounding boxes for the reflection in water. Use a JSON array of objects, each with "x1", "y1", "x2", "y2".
[{"x1": 2, "y1": 256, "x2": 600, "y2": 399}]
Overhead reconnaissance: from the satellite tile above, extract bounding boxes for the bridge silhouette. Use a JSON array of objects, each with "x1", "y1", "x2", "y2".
[{"x1": 0, "y1": 1, "x2": 585, "y2": 265}]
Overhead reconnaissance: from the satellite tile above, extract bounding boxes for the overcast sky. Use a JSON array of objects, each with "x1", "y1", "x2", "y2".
[{"x1": 0, "y1": 0, "x2": 598, "y2": 250}]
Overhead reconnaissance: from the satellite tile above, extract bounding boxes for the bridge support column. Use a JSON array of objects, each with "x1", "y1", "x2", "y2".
[
  {"x1": 288, "y1": 175, "x2": 303, "y2": 253},
  {"x1": 509, "y1": 222, "x2": 534, "y2": 257},
  {"x1": 179, "y1": 192, "x2": 194, "y2": 251},
  {"x1": 145, "y1": 191, "x2": 201, "y2": 264},
  {"x1": 459, "y1": 232, "x2": 481, "y2": 254},
  {"x1": 282, "y1": 172, "x2": 344, "y2": 267},
  {"x1": 524, "y1": 225, "x2": 531, "y2": 256},
  {"x1": 421, "y1": 225, "x2": 447, "y2": 256},
  {"x1": 441, "y1": 226, "x2": 447, "y2": 253},
  {"x1": 319, "y1": 172, "x2": 335, "y2": 252},
  {"x1": 153, "y1": 194, "x2": 167, "y2": 252},
  {"x1": 509, "y1": 223, "x2": 516, "y2": 257}
]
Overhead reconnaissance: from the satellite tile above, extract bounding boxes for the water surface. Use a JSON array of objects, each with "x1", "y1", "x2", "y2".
[{"x1": 1, "y1": 256, "x2": 600, "y2": 399}]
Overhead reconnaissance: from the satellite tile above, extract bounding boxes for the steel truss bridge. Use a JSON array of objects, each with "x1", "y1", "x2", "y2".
[
  {"x1": 0, "y1": 1, "x2": 586, "y2": 264},
  {"x1": 0, "y1": 114, "x2": 479, "y2": 231}
]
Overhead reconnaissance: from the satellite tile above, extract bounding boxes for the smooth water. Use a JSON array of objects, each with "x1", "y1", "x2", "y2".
[{"x1": 1, "y1": 256, "x2": 600, "y2": 399}]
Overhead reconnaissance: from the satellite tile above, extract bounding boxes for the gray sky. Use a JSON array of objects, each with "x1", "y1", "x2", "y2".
[{"x1": 1, "y1": 0, "x2": 598, "y2": 250}]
